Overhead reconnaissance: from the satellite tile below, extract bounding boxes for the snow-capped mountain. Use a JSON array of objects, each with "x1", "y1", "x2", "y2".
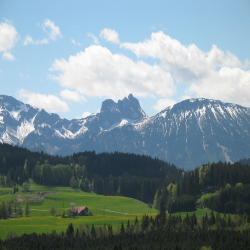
[{"x1": 1, "y1": 94, "x2": 250, "y2": 170}]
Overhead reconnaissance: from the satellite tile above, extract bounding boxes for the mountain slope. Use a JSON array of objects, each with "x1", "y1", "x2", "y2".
[
  {"x1": 141, "y1": 98, "x2": 250, "y2": 169},
  {"x1": 1, "y1": 94, "x2": 250, "y2": 169}
]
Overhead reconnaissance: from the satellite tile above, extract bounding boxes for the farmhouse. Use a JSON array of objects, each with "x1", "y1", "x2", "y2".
[
  {"x1": 10, "y1": 213, "x2": 18, "y2": 218},
  {"x1": 71, "y1": 206, "x2": 89, "y2": 216}
]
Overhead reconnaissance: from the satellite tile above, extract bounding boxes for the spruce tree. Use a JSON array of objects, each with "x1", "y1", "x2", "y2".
[
  {"x1": 91, "y1": 224, "x2": 97, "y2": 238},
  {"x1": 24, "y1": 201, "x2": 30, "y2": 217}
]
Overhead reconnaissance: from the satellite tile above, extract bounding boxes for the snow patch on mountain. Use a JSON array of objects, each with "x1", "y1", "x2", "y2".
[
  {"x1": 111, "y1": 119, "x2": 136, "y2": 128},
  {"x1": 55, "y1": 124, "x2": 88, "y2": 139},
  {"x1": 16, "y1": 120, "x2": 35, "y2": 142}
]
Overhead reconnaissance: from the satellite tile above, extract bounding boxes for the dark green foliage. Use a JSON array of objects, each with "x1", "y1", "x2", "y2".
[
  {"x1": 66, "y1": 223, "x2": 74, "y2": 237},
  {"x1": 204, "y1": 184, "x2": 250, "y2": 214},
  {"x1": 0, "y1": 143, "x2": 182, "y2": 204},
  {"x1": 91, "y1": 224, "x2": 97, "y2": 239},
  {"x1": 24, "y1": 201, "x2": 30, "y2": 217},
  {"x1": 1, "y1": 214, "x2": 250, "y2": 250},
  {"x1": 168, "y1": 195, "x2": 196, "y2": 213},
  {"x1": 0, "y1": 200, "x2": 8, "y2": 219}
]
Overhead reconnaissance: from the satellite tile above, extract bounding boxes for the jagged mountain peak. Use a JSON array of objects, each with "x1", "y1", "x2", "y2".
[
  {"x1": 0, "y1": 95, "x2": 28, "y2": 111},
  {"x1": 100, "y1": 94, "x2": 147, "y2": 121}
]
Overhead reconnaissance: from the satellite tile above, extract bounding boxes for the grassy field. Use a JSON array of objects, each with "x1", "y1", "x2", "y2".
[
  {"x1": 0, "y1": 181, "x2": 157, "y2": 239},
  {"x1": 0, "y1": 181, "x2": 228, "y2": 240}
]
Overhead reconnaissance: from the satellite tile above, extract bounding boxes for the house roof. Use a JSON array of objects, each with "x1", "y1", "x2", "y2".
[{"x1": 71, "y1": 206, "x2": 88, "y2": 213}]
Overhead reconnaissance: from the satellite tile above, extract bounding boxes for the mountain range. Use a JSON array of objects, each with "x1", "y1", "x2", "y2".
[{"x1": 1, "y1": 94, "x2": 250, "y2": 170}]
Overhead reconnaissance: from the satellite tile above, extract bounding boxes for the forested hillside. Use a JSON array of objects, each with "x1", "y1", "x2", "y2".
[
  {"x1": 0, "y1": 143, "x2": 182, "y2": 204},
  {"x1": 152, "y1": 161, "x2": 250, "y2": 214},
  {"x1": 1, "y1": 143, "x2": 250, "y2": 215}
]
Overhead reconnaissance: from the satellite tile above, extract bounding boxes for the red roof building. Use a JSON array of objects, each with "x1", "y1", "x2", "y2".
[{"x1": 71, "y1": 206, "x2": 89, "y2": 216}]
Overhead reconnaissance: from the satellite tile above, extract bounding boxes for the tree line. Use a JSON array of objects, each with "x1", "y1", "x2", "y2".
[
  {"x1": 151, "y1": 161, "x2": 250, "y2": 214},
  {"x1": 204, "y1": 183, "x2": 250, "y2": 214},
  {"x1": 1, "y1": 212, "x2": 250, "y2": 249}
]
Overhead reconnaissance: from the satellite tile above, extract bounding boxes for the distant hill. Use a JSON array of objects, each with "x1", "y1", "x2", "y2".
[{"x1": 1, "y1": 94, "x2": 250, "y2": 169}]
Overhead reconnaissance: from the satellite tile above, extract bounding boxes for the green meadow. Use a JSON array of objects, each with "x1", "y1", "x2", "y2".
[
  {"x1": 0, "y1": 181, "x2": 157, "y2": 239},
  {"x1": 0, "y1": 181, "x2": 228, "y2": 240}
]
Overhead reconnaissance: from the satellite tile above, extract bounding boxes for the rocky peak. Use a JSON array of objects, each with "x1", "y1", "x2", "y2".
[
  {"x1": 100, "y1": 99, "x2": 118, "y2": 113},
  {"x1": 100, "y1": 94, "x2": 146, "y2": 120}
]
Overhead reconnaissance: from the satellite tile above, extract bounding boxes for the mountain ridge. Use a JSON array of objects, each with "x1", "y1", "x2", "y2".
[{"x1": 1, "y1": 94, "x2": 250, "y2": 169}]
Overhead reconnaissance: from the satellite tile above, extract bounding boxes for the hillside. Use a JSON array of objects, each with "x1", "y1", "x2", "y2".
[{"x1": 0, "y1": 180, "x2": 158, "y2": 239}]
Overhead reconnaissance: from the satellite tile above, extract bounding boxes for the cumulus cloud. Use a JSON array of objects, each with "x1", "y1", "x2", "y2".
[
  {"x1": 2, "y1": 52, "x2": 15, "y2": 61},
  {"x1": 60, "y1": 89, "x2": 87, "y2": 102},
  {"x1": 121, "y1": 31, "x2": 243, "y2": 83},
  {"x1": 0, "y1": 21, "x2": 18, "y2": 52},
  {"x1": 18, "y1": 89, "x2": 69, "y2": 112},
  {"x1": 153, "y1": 98, "x2": 177, "y2": 112},
  {"x1": 71, "y1": 39, "x2": 81, "y2": 46},
  {"x1": 121, "y1": 31, "x2": 250, "y2": 107},
  {"x1": 181, "y1": 95, "x2": 192, "y2": 101},
  {"x1": 100, "y1": 28, "x2": 119, "y2": 44},
  {"x1": 23, "y1": 35, "x2": 48, "y2": 45},
  {"x1": 43, "y1": 19, "x2": 62, "y2": 41},
  {"x1": 87, "y1": 33, "x2": 99, "y2": 44},
  {"x1": 187, "y1": 67, "x2": 250, "y2": 107},
  {"x1": 24, "y1": 19, "x2": 61, "y2": 46},
  {"x1": 81, "y1": 111, "x2": 92, "y2": 118},
  {"x1": 50, "y1": 45, "x2": 174, "y2": 100}
]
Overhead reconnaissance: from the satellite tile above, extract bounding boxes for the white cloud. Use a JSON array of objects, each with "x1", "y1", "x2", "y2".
[
  {"x1": 100, "y1": 28, "x2": 119, "y2": 44},
  {"x1": 23, "y1": 35, "x2": 48, "y2": 45},
  {"x1": 81, "y1": 111, "x2": 91, "y2": 118},
  {"x1": 153, "y1": 98, "x2": 177, "y2": 112},
  {"x1": 121, "y1": 31, "x2": 250, "y2": 107},
  {"x1": 50, "y1": 45, "x2": 174, "y2": 100},
  {"x1": 2, "y1": 52, "x2": 15, "y2": 61},
  {"x1": 43, "y1": 19, "x2": 62, "y2": 41},
  {"x1": 18, "y1": 89, "x2": 69, "y2": 112},
  {"x1": 121, "y1": 31, "x2": 243, "y2": 83},
  {"x1": 181, "y1": 95, "x2": 191, "y2": 101},
  {"x1": 71, "y1": 39, "x2": 81, "y2": 46},
  {"x1": 87, "y1": 33, "x2": 99, "y2": 44},
  {"x1": 0, "y1": 21, "x2": 18, "y2": 52},
  {"x1": 187, "y1": 67, "x2": 250, "y2": 107},
  {"x1": 60, "y1": 89, "x2": 87, "y2": 102}
]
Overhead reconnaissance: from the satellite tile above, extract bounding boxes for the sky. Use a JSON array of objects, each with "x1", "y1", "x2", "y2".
[{"x1": 0, "y1": 0, "x2": 250, "y2": 120}]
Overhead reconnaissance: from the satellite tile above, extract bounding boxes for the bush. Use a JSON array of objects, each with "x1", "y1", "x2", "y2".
[{"x1": 22, "y1": 182, "x2": 30, "y2": 192}]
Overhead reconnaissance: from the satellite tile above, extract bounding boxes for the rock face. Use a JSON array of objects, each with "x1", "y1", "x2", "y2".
[{"x1": 1, "y1": 94, "x2": 250, "y2": 169}]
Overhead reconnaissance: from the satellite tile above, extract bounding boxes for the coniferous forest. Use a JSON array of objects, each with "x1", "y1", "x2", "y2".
[
  {"x1": 1, "y1": 212, "x2": 250, "y2": 249},
  {"x1": 1, "y1": 143, "x2": 250, "y2": 249}
]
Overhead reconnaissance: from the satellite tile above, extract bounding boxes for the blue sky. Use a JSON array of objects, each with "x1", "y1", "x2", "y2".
[{"x1": 0, "y1": 0, "x2": 250, "y2": 119}]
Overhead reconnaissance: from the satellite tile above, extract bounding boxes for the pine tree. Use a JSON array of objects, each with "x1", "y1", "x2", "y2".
[
  {"x1": 18, "y1": 205, "x2": 23, "y2": 217},
  {"x1": 91, "y1": 224, "x2": 97, "y2": 238},
  {"x1": 120, "y1": 222, "x2": 125, "y2": 235},
  {"x1": 66, "y1": 223, "x2": 74, "y2": 237},
  {"x1": 24, "y1": 201, "x2": 30, "y2": 217},
  {"x1": 0, "y1": 200, "x2": 8, "y2": 219}
]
